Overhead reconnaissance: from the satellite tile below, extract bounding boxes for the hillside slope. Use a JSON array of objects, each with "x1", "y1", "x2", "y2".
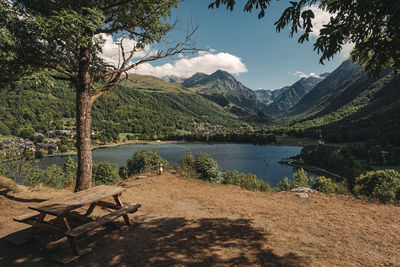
[
  {"x1": 1, "y1": 173, "x2": 399, "y2": 266},
  {"x1": 0, "y1": 75, "x2": 242, "y2": 138},
  {"x1": 286, "y1": 60, "x2": 400, "y2": 144}
]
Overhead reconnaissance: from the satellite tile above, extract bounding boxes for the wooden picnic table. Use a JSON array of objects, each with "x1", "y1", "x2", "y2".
[{"x1": 14, "y1": 185, "x2": 141, "y2": 256}]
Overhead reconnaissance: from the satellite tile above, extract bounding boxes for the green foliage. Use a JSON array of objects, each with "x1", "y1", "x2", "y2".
[
  {"x1": 0, "y1": 121, "x2": 11, "y2": 136},
  {"x1": 209, "y1": 0, "x2": 400, "y2": 77},
  {"x1": 43, "y1": 165, "x2": 65, "y2": 188},
  {"x1": 278, "y1": 168, "x2": 313, "y2": 191},
  {"x1": 177, "y1": 152, "x2": 197, "y2": 178},
  {"x1": 92, "y1": 161, "x2": 120, "y2": 185},
  {"x1": 118, "y1": 166, "x2": 129, "y2": 179},
  {"x1": 354, "y1": 170, "x2": 400, "y2": 203},
  {"x1": 222, "y1": 170, "x2": 272, "y2": 192},
  {"x1": 127, "y1": 149, "x2": 168, "y2": 175},
  {"x1": 63, "y1": 157, "x2": 77, "y2": 187},
  {"x1": 17, "y1": 126, "x2": 35, "y2": 140},
  {"x1": 193, "y1": 152, "x2": 222, "y2": 183},
  {"x1": 177, "y1": 152, "x2": 222, "y2": 183},
  {"x1": 312, "y1": 176, "x2": 348, "y2": 195}
]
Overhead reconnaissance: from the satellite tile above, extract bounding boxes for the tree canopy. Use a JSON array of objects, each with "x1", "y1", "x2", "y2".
[
  {"x1": 0, "y1": 0, "x2": 197, "y2": 191},
  {"x1": 209, "y1": 0, "x2": 400, "y2": 77}
]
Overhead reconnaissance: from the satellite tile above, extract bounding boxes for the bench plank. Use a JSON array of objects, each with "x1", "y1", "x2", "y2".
[
  {"x1": 13, "y1": 212, "x2": 40, "y2": 222},
  {"x1": 66, "y1": 204, "x2": 141, "y2": 238},
  {"x1": 29, "y1": 185, "x2": 126, "y2": 216}
]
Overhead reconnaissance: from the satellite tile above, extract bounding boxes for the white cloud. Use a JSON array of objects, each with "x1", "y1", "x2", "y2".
[
  {"x1": 289, "y1": 71, "x2": 321, "y2": 79},
  {"x1": 303, "y1": 4, "x2": 354, "y2": 60},
  {"x1": 133, "y1": 51, "x2": 248, "y2": 78},
  {"x1": 98, "y1": 34, "x2": 247, "y2": 78},
  {"x1": 98, "y1": 34, "x2": 155, "y2": 68}
]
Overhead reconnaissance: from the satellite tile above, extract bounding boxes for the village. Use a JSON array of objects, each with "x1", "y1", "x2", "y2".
[{"x1": 0, "y1": 130, "x2": 77, "y2": 157}]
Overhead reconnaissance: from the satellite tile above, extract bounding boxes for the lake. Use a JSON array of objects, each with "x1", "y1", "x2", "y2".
[{"x1": 39, "y1": 143, "x2": 306, "y2": 186}]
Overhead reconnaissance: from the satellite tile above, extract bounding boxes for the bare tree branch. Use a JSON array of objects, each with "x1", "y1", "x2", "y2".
[{"x1": 90, "y1": 26, "x2": 200, "y2": 104}]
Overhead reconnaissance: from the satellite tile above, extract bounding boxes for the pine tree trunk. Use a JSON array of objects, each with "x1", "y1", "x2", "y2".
[{"x1": 74, "y1": 48, "x2": 93, "y2": 192}]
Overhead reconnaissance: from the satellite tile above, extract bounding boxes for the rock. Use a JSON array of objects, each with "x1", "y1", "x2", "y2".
[
  {"x1": 296, "y1": 192, "x2": 308, "y2": 198},
  {"x1": 290, "y1": 187, "x2": 317, "y2": 193}
]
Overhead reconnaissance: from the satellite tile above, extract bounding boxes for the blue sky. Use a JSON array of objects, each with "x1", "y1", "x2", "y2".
[{"x1": 101, "y1": 0, "x2": 350, "y2": 90}]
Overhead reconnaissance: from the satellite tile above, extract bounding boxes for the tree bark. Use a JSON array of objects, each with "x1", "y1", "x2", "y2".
[{"x1": 74, "y1": 48, "x2": 93, "y2": 192}]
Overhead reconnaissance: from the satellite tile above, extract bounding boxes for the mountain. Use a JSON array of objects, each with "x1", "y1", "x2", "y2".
[
  {"x1": 289, "y1": 60, "x2": 362, "y2": 115},
  {"x1": 0, "y1": 74, "x2": 243, "y2": 138},
  {"x1": 287, "y1": 60, "x2": 400, "y2": 145},
  {"x1": 161, "y1": 75, "x2": 186, "y2": 84},
  {"x1": 183, "y1": 70, "x2": 271, "y2": 120},
  {"x1": 266, "y1": 76, "x2": 325, "y2": 115},
  {"x1": 254, "y1": 87, "x2": 290, "y2": 105}
]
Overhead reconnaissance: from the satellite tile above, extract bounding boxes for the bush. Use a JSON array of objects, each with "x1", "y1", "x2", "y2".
[
  {"x1": 63, "y1": 157, "x2": 77, "y2": 187},
  {"x1": 127, "y1": 148, "x2": 168, "y2": 175},
  {"x1": 119, "y1": 166, "x2": 129, "y2": 179},
  {"x1": 177, "y1": 152, "x2": 198, "y2": 178},
  {"x1": 222, "y1": 170, "x2": 272, "y2": 192},
  {"x1": 312, "y1": 176, "x2": 348, "y2": 195},
  {"x1": 177, "y1": 152, "x2": 222, "y2": 183},
  {"x1": 93, "y1": 161, "x2": 120, "y2": 185},
  {"x1": 194, "y1": 152, "x2": 222, "y2": 183},
  {"x1": 354, "y1": 170, "x2": 400, "y2": 203},
  {"x1": 43, "y1": 165, "x2": 65, "y2": 188},
  {"x1": 278, "y1": 168, "x2": 313, "y2": 191}
]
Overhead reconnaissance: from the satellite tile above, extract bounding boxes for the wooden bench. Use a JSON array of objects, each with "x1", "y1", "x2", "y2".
[{"x1": 65, "y1": 203, "x2": 141, "y2": 255}]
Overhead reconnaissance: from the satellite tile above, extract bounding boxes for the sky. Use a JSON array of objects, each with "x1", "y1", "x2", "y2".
[{"x1": 100, "y1": 0, "x2": 353, "y2": 90}]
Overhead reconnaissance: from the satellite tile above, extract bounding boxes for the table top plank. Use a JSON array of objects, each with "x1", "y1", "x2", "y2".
[{"x1": 28, "y1": 185, "x2": 125, "y2": 216}]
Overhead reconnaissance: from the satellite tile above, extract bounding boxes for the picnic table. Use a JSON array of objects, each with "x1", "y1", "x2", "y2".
[{"x1": 14, "y1": 185, "x2": 141, "y2": 256}]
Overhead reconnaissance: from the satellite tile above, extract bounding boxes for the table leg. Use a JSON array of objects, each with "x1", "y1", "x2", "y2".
[
  {"x1": 61, "y1": 216, "x2": 71, "y2": 231},
  {"x1": 113, "y1": 195, "x2": 131, "y2": 226},
  {"x1": 85, "y1": 203, "x2": 96, "y2": 216},
  {"x1": 67, "y1": 236, "x2": 80, "y2": 256},
  {"x1": 36, "y1": 212, "x2": 46, "y2": 222}
]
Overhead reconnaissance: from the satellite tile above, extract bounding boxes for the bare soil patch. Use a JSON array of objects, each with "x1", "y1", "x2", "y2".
[{"x1": 1, "y1": 173, "x2": 399, "y2": 266}]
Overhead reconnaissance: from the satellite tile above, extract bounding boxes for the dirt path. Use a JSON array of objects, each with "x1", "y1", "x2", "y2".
[{"x1": 1, "y1": 173, "x2": 399, "y2": 266}]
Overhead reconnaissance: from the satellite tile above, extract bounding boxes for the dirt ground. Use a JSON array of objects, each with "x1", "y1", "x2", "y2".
[{"x1": 1, "y1": 173, "x2": 399, "y2": 266}]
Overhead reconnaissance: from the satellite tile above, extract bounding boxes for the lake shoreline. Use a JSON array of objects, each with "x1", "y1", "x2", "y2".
[{"x1": 44, "y1": 138, "x2": 312, "y2": 158}]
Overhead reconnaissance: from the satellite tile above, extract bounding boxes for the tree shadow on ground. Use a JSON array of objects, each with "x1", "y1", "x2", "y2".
[{"x1": 1, "y1": 216, "x2": 310, "y2": 266}]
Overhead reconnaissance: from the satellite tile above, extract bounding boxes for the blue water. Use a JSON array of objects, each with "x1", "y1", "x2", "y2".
[{"x1": 39, "y1": 143, "x2": 305, "y2": 186}]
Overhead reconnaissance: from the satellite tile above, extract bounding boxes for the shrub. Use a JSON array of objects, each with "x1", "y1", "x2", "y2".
[
  {"x1": 43, "y1": 165, "x2": 65, "y2": 188},
  {"x1": 119, "y1": 166, "x2": 129, "y2": 179},
  {"x1": 127, "y1": 148, "x2": 168, "y2": 175},
  {"x1": 194, "y1": 152, "x2": 222, "y2": 183},
  {"x1": 63, "y1": 157, "x2": 77, "y2": 187},
  {"x1": 177, "y1": 152, "x2": 222, "y2": 183},
  {"x1": 354, "y1": 170, "x2": 400, "y2": 203},
  {"x1": 177, "y1": 152, "x2": 198, "y2": 178},
  {"x1": 312, "y1": 176, "x2": 348, "y2": 195},
  {"x1": 93, "y1": 161, "x2": 120, "y2": 185},
  {"x1": 278, "y1": 168, "x2": 313, "y2": 191},
  {"x1": 222, "y1": 170, "x2": 272, "y2": 192}
]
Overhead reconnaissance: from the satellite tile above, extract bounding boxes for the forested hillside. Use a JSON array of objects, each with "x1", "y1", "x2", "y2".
[
  {"x1": 285, "y1": 61, "x2": 400, "y2": 145},
  {"x1": 0, "y1": 75, "x2": 243, "y2": 139}
]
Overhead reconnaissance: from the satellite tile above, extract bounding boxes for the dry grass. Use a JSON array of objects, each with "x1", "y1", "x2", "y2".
[
  {"x1": 1, "y1": 173, "x2": 399, "y2": 266},
  {"x1": 0, "y1": 176, "x2": 20, "y2": 193}
]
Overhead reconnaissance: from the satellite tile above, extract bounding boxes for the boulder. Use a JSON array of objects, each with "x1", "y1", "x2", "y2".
[{"x1": 290, "y1": 187, "x2": 317, "y2": 193}]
